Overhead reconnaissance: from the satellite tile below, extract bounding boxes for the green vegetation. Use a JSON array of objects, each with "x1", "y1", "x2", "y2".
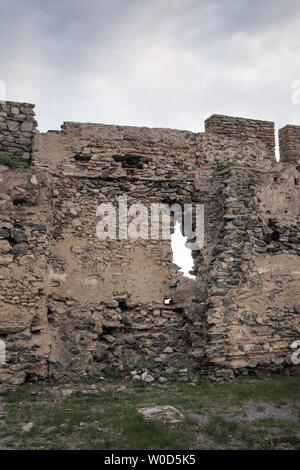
[
  {"x1": 0, "y1": 374, "x2": 299, "y2": 450},
  {"x1": 0, "y1": 152, "x2": 29, "y2": 169}
]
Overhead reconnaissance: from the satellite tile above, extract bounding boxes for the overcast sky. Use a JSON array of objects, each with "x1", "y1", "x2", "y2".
[{"x1": 1, "y1": 0, "x2": 299, "y2": 134}]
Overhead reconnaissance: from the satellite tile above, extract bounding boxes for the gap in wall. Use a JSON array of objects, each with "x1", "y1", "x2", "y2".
[{"x1": 171, "y1": 221, "x2": 196, "y2": 280}]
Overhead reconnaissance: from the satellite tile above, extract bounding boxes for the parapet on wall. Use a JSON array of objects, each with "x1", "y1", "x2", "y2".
[
  {"x1": 279, "y1": 125, "x2": 300, "y2": 163},
  {"x1": 1, "y1": 100, "x2": 299, "y2": 165},
  {"x1": 205, "y1": 114, "x2": 276, "y2": 160},
  {"x1": 0, "y1": 101, "x2": 38, "y2": 162},
  {"x1": 1, "y1": 100, "x2": 300, "y2": 384}
]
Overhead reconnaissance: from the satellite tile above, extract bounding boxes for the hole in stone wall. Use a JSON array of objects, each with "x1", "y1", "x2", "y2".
[
  {"x1": 118, "y1": 300, "x2": 127, "y2": 311},
  {"x1": 113, "y1": 154, "x2": 144, "y2": 169},
  {"x1": 13, "y1": 198, "x2": 30, "y2": 206},
  {"x1": 101, "y1": 325, "x2": 114, "y2": 336},
  {"x1": 74, "y1": 154, "x2": 91, "y2": 162},
  {"x1": 171, "y1": 221, "x2": 196, "y2": 280},
  {"x1": 295, "y1": 178, "x2": 299, "y2": 186},
  {"x1": 173, "y1": 306, "x2": 185, "y2": 314},
  {"x1": 271, "y1": 230, "x2": 280, "y2": 241},
  {"x1": 47, "y1": 307, "x2": 54, "y2": 324}
]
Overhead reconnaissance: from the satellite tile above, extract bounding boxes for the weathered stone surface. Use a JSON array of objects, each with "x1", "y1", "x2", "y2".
[
  {"x1": 137, "y1": 405, "x2": 184, "y2": 422},
  {"x1": 0, "y1": 240, "x2": 11, "y2": 253},
  {"x1": 22, "y1": 422, "x2": 34, "y2": 433},
  {"x1": 0, "y1": 229, "x2": 10, "y2": 239},
  {"x1": 19, "y1": 254, "x2": 35, "y2": 265},
  {"x1": 141, "y1": 372, "x2": 155, "y2": 384},
  {"x1": 230, "y1": 360, "x2": 248, "y2": 369},
  {"x1": 6, "y1": 372, "x2": 26, "y2": 385},
  {"x1": 0, "y1": 100, "x2": 37, "y2": 162},
  {"x1": 11, "y1": 243, "x2": 28, "y2": 255},
  {"x1": 0, "y1": 102, "x2": 300, "y2": 386},
  {"x1": 0, "y1": 255, "x2": 13, "y2": 265},
  {"x1": 12, "y1": 231, "x2": 27, "y2": 243},
  {"x1": 21, "y1": 122, "x2": 34, "y2": 132}
]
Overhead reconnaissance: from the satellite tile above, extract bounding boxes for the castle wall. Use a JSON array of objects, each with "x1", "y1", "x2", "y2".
[
  {"x1": 0, "y1": 102, "x2": 300, "y2": 384},
  {"x1": 205, "y1": 114, "x2": 275, "y2": 160},
  {"x1": 0, "y1": 101, "x2": 38, "y2": 163},
  {"x1": 0, "y1": 166, "x2": 52, "y2": 385},
  {"x1": 206, "y1": 166, "x2": 300, "y2": 372},
  {"x1": 32, "y1": 127, "x2": 207, "y2": 379},
  {"x1": 279, "y1": 125, "x2": 300, "y2": 163}
]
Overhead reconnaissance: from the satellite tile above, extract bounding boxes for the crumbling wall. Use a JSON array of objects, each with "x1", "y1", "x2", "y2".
[
  {"x1": 0, "y1": 104, "x2": 300, "y2": 385},
  {"x1": 205, "y1": 114, "x2": 275, "y2": 160},
  {"x1": 279, "y1": 125, "x2": 300, "y2": 163},
  {"x1": 0, "y1": 101, "x2": 38, "y2": 163},
  {"x1": 0, "y1": 165, "x2": 52, "y2": 384},
  {"x1": 31, "y1": 126, "x2": 206, "y2": 379},
  {"x1": 205, "y1": 166, "x2": 300, "y2": 374}
]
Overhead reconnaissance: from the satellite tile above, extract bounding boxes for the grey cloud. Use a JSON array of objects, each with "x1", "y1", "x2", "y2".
[{"x1": 0, "y1": 0, "x2": 299, "y2": 137}]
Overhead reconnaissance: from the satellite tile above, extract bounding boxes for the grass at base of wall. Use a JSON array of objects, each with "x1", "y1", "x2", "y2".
[
  {"x1": 0, "y1": 152, "x2": 29, "y2": 169},
  {"x1": 0, "y1": 374, "x2": 299, "y2": 450}
]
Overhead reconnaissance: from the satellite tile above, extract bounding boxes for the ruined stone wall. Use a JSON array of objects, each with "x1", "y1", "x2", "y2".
[
  {"x1": 31, "y1": 126, "x2": 208, "y2": 380},
  {"x1": 0, "y1": 104, "x2": 300, "y2": 385},
  {"x1": 279, "y1": 125, "x2": 300, "y2": 163},
  {"x1": 0, "y1": 101, "x2": 38, "y2": 163},
  {"x1": 205, "y1": 114, "x2": 275, "y2": 160},
  {"x1": 205, "y1": 166, "x2": 300, "y2": 373},
  {"x1": 0, "y1": 167, "x2": 52, "y2": 385}
]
